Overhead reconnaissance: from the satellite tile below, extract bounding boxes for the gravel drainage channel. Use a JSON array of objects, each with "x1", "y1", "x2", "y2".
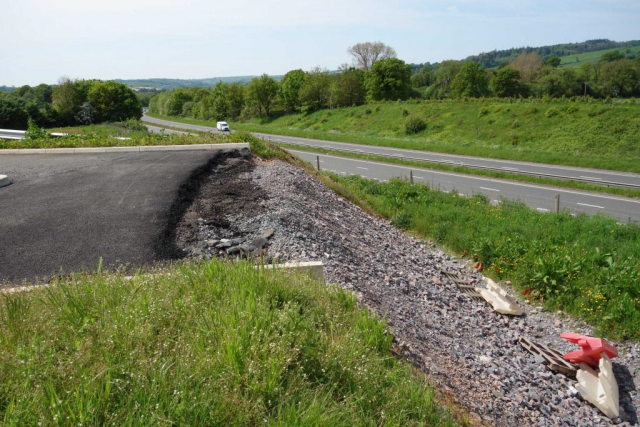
[{"x1": 176, "y1": 153, "x2": 639, "y2": 427}]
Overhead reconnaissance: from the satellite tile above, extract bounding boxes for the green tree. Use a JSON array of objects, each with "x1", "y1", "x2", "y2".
[
  {"x1": 490, "y1": 67, "x2": 523, "y2": 97},
  {"x1": 598, "y1": 59, "x2": 639, "y2": 97},
  {"x1": 166, "y1": 89, "x2": 193, "y2": 116},
  {"x1": 279, "y1": 69, "x2": 306, "y2": 112},
  {"x1": 330, "y1": 68, "x2": 366, "y2": 107},
  {"x1": 225, "y1": 83, "x2": 245, "y2": 120},
  {"x1": 208, "y1": 82, "x2": 229, "y2": 120},
  {"x1": 299, "y1": 67, "x2": 332, "y2": 111},
  {"x1": 87, "y1": 81, "x2": 142, "y2": 122},
  {"x1": 52, "y1": 77, "x2": 84, "y2": 125},
  {"x1": 535, "y1": 68, "x2": 581, "y2": 98},
  {"x1": 0, "y1": 97, "x2": 28, "y2": 129},
  {"x1": 432, "y1": 60, "x2": 463, "y2": 96},
  {"x1": 545, "y1": 55, "x2": 561, "y2": 67},
  {"x1": 365, "y1": 57, "x2": 412, "y2": 101},
  {"x1": 33, "y1": 84, "x2": 53, "y2": 104},
  {"x1": 451, "y1": 62, "x2": 489, "y2": 98},
  {"x1": 411, "y1": 66, "x2": 433, "y2": 88},
  {"x1": 600, "y1": 51, "x2": 625, "y2": 63},
  {"x1": 246, "y1": 74, "x2": 279, "y2": 117}
]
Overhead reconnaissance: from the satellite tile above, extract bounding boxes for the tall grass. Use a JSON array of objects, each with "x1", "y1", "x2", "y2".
[
  {"x1": 0, "y1": 260, "x2": 455, "y2": 426},
  {"x1": 330, "y1": 175, "x2": 640, "y2": 340}
]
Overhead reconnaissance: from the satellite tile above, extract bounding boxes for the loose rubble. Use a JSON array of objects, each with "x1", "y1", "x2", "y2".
[{"x1": 177, "y1": 154, "x2": 639, "y2": 427}]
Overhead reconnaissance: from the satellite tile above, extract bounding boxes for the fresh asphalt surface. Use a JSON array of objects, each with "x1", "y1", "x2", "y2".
[
  {"x1": 0, "y1": 151, "x2": 218, "y2": 283},
  {"x1": 142, "y1": 115, "x2": 640, "y2": 223},
  {"x1": 142, "y1": 114, "x2": 640, "y2": 188}
]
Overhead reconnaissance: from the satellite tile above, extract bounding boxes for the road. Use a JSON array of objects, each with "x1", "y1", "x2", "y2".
[
  {"x1": 141, "y1": 118, "x2": 640, "y2": 223},
  {"x1": 141, "y1": 116, "x2": 640, "y2": 222},
  {"x1": 141, "y1": 114, "x2": 640, "y2": 188},
  {"x1": 0, "y1": 151, "x2": 219, "y2": 283},
  {"x1": 290, "y1": 150, "x2": 640, "y2": 223}
]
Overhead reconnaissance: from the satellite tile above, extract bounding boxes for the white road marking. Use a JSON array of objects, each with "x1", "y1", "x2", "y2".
[
  {"x1": 501, "y1": 167, "x2": 519, "y2": 171},
  {"x1": 536, "y1": 208, "x2": 550, "y2": 212},
  {"x1": 579, "y1": 176, "x2": 602, "y2": 181},
  {"x1": 360, "y1": 175, "x2": 367, "y2": 178},
  {"x1": 577, "y1": 202, "x2": 604, "y2": 209},
  {"x1": 480, "y1": 187, "x2": 501, "y2": 192},
  {"x1": 357, "y1": 166, "x2": 368, "y2": 170},
  {"x1": 413, "y1": 176, "x2": 424, "y2": 179}
]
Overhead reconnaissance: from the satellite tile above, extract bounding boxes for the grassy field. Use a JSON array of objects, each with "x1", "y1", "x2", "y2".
[
  {"x1": 0, "y1": 261, "x2": 456, "y2": 426},
  {"x1": 148, "y1": 97, "x2": 640, "y2": 172},
  {"x1": 328, "y1": 175, "x2": 640, "y2": 340},
  {"x1": 559, "y1": 45, "x2": 640, "y2": 67}
]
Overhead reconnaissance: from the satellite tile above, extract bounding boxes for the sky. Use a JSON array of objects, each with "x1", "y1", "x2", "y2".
[{"x1": 2, "y1": 0, "x2": 639, "y2": 86}]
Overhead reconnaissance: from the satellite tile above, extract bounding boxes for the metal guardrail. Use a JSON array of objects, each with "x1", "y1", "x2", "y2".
[{"x1": 278, "y1": 140, "x2": 640, "y2": 190}]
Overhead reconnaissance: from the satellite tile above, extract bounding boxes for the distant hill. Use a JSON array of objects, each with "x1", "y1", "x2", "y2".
[
  {"x1": 115, "y1": 75, "x2": 284, "y2": 91},
  {"x1": 0, "y1": 86, "x2": 16, "y2": 93},
  {"x1": 464, "y1": 39, "x2": 640, "y2": 68},
  {"x1": 557, "y1": 45, "x2": 640, "y2": 67}
]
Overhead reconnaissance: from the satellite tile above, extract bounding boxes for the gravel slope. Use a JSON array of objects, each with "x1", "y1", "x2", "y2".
[{"x1": 178, "y1": 156, "x2": 639, "y2": 427}]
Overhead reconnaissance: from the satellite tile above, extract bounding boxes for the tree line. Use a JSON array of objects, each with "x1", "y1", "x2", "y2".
[
  {"x1": 413, "y1": 51, "x2": 640, "y2": 99},
  {"x1": 148, "y1": 60, "x2": 413, "y2": 120},
  {"x1": 0, "y1": 78, "x2": 141, "y2": 130},
  {"x1": 149, "y1": 42, "x2": 640, "y2": 123}
]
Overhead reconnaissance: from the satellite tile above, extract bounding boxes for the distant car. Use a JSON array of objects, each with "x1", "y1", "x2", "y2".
[{"x1": 216, "y1": 121, "x2": 230, "y2": 131}]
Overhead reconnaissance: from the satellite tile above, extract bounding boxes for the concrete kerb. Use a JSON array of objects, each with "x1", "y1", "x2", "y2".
[
  {"x1": 0, "y1": 174, "x2": 10, "y2": 188},
  {"x1": 0, "y1": 143, "x2": 250, "y2": 155}
]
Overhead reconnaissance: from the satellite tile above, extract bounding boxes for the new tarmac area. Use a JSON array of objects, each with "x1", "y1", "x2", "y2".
[{"x1": 0, "y1": 151, "x2": 222, "y2": 283}]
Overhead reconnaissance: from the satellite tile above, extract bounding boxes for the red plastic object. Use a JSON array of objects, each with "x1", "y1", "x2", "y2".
[{"x1": 560, "y1": 332, "x2": 618, "y2": 366}]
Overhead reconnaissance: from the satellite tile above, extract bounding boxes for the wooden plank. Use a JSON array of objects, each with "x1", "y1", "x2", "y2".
[{"x1": 519, "y1": 337, "x2": 578, "y2": 377}]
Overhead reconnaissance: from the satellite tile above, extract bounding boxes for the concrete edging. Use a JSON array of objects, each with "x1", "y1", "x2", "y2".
[
  {"x1": 0, "y1": 143, "x2": 250, "y2": 155},
  {"x1": 0, "y1": 174, "x2": 10, "y2": 188}
]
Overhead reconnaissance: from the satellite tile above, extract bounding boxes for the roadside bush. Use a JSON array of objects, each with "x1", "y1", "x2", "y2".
[
  {"x1": 545, "y1": 107, "x2": 560, "y2": 118},
  {"x1": 114, "y1": 118, "x2": 147, "y2": 132},
  {"x1": 404, "y1": 116, "x2": 427, "y2": 134}
]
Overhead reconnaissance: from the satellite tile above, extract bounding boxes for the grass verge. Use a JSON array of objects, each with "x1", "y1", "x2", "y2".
[
  {"x1": 0, "y1": 129, "x2": 257, "y2": 150},
  {"x1": 328, "y1": 174, "x2": 640, "y2": 340},
  {"x1": 146, "y1": 96, "x2": 640, "y2": 173},
  {"x1": 0, "y1": 260, "x2": 456, "y2": 426}
]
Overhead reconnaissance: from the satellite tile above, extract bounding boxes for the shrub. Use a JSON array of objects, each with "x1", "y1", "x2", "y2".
[
  {"x1": 392, "y1": 212, "x2": 412, "y2": 229},
  {"x1": 402, "y1": 108, "x2": 409, "y2": 117},
  {"x1": 365, "y1": 108, "x2": 372, "y2": 115},
  {"x1": 404, "y1": 116, "x2": 427, "y2": 134},
  {"x1": 114, "y1": 118, "x2": 147, "y2": 132},
  {"x1": 478, "y1": 108, "x2": 489, "y2": 117},
  {"x1": 545, "y1": 107, "x2": 560, "y2": 118}
]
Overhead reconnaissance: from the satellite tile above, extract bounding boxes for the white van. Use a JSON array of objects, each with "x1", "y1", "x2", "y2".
[{"x1": 216, "y1": 121, "x2": 230, "y2": 131}]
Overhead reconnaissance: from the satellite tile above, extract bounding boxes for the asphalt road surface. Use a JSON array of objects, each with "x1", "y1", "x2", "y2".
[
  {"x1": 290, "y1": 150, "x2": 640, "y2": 223},
  {"x1": 0, "y1": 151, "x2": 219, "y2": 283},
  {"x1": 141, "y1": 114, "x2": 640, "y2": 188}
]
